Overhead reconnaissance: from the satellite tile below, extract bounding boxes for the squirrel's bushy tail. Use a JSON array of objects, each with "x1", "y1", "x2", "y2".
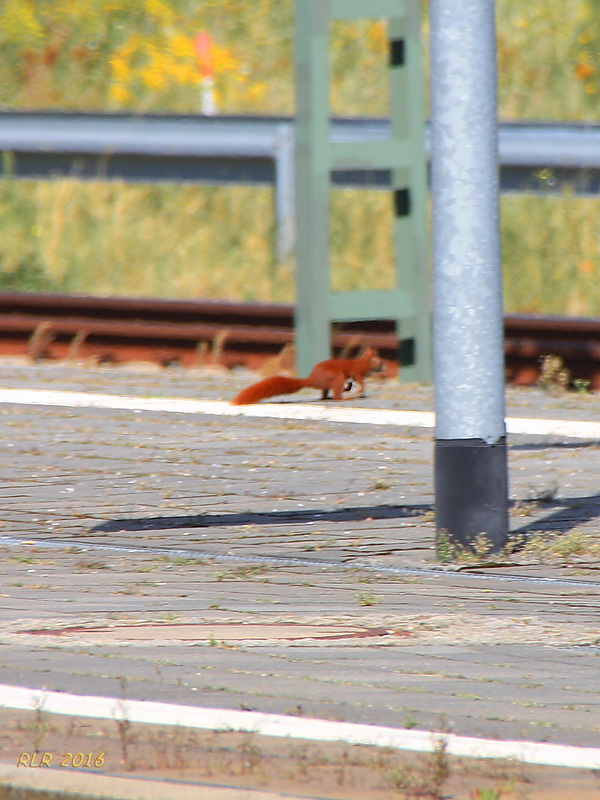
[{"x1": 231, "y1": 375, "x2": 307, "y2": 405}]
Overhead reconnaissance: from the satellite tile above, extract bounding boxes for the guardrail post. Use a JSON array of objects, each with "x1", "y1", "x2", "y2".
[
  {"x1": 294, "y1": 0, "x2": 431, "y2": 379},
  {"x1": 274, "y1": 124, "x2": 295, "y2": 262},
  {"x1": 430, "y1": 0, "x2": 509, "y2": 553}
]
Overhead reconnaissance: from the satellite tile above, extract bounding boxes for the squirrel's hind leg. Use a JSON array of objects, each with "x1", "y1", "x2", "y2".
[{"x1": 330, "y1": 373, "x2": 348, "y2": 401}]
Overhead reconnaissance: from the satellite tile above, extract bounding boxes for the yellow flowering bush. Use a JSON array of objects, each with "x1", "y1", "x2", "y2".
[
  {"x1": 4, "y1": 0, "x2": 599, "y2": 119},
  {"x1": 0, "y1": 0, "x2": 289, "y2": 113}
]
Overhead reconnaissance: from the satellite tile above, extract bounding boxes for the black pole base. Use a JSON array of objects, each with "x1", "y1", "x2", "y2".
[{"x1": 435, "y1": 436, "x2": 509, "y2": 555}]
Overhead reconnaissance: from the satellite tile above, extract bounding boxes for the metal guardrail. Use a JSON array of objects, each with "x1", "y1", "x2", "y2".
[{"x1": 2, "y1": 111, "x2": 600, "y2": 258}]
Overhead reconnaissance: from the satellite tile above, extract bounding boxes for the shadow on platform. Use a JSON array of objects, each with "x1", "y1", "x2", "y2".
[
  {"x1": 90, "y1": 504, "x2": 433, "y2": 534},
  {"x1": 511, "y1": 493, "x2": 600, "y2": 537}
]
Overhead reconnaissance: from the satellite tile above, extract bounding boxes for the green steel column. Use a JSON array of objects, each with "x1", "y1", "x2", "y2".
[
  {"x1": 294, "y1": 0, "x2": 430, "y2": 382},
  {"x1": 294, "y1": 0, "x2": 331, "y2": 375},
  {"x1": 389, "y1": 7, "x2": 431, "y2": 382}
]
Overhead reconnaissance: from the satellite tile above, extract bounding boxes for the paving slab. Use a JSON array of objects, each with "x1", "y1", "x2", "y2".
[{"x1": 0, "y1": 361, "x2": 599, "y2": 797}]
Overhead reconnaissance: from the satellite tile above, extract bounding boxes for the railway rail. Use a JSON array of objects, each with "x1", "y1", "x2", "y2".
[{"x1": 0, "y1": 291, "x2": 598, "y2": 389}]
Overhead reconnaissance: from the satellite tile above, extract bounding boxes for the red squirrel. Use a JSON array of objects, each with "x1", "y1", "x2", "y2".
[{"x1": 231, "y1": 347, "x2": 384, "y2": 405}]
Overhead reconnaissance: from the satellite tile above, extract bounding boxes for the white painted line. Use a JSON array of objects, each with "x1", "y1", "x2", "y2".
[
  {"x1": 0, "y1": 387, "x2": 598, "y2": 439},
  {"x1": 506, "y1": 415, "x2": 600, "y2": 439},
  {"x1": 0, "y1": 684, "x2": 598, "y2": 770},
  {"x1": 0, "y1": 387, "x2": 434, "y2": 428}
]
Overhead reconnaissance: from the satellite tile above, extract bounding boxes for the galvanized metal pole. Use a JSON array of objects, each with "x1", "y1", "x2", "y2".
[{"x1": 429, "y1": 0, "x2": 509, "y2": 553}]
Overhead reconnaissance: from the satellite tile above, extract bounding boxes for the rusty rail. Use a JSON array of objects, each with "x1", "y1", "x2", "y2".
[{"x1": 0, "y1": 292, "x2": 598, "y2": 388}]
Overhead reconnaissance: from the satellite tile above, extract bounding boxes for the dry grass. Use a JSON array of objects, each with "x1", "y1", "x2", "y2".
[
  {"x1": 0, "y1": 179, "x2": 293, "y2": 302},
  {"x1": 501, "y1": 192, "x2": 600, "y2": 317},
  {"x1": 514, "y1": 530, "x2": 600, "y2": 564},
  {"x1": 438, "y1": 527, "x2": 600, "y2": 568},
  {"x1": 1, "y1": 0, "x2": 600, "y2": 313}
]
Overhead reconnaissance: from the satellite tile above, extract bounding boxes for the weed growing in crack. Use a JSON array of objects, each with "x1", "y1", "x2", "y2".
[
  {"x1": 514, "y1": 530, "x2": 600, "y2": 563},
  {"x1": 355, "y1": 590, "x2": 382, "y2": 607},
  {"x1": 436, "y1": 529, "x2": 453, "y2": 564},
  {"x1": 388, "y1": 735, "x2": 450, "y2": 799},
  {"x1": 114, "y1": 677, "x2": 134, "y2": 768},
  {"x1": 31, "y1": 699, "x2": 50, "y2": 754}
]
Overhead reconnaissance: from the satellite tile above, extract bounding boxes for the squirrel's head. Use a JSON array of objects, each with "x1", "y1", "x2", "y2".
[{"x1": 362, "y1": 347, "x2": 385, "y2": 374}]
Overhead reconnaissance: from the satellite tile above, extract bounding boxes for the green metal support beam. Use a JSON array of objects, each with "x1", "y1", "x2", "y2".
[{"x1": 294, "y1": 0, "x2": 431, "y2": 382}]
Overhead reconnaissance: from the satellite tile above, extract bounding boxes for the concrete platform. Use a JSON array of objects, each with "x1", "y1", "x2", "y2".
[{"x1": 0, "y1": 361, "x2": 599, "y2": 797}]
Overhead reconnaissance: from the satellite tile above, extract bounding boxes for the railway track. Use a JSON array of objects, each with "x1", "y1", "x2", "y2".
[{"x1": 0, "y1": 291, "x2": 598, "y2": 389}]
